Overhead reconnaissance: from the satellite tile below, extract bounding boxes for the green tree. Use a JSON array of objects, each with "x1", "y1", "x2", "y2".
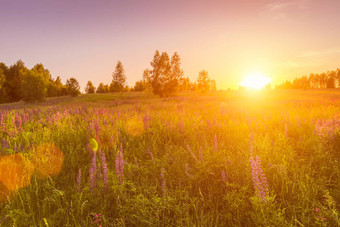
[
  {"x1": 6, "y1": 60, "x2": 27, "y2": 101},
  {"x1": 327, "y1": 70, "x2": 336, "y2": 88},
  {"x1": 142, "y1": 69, "x2": 153, "y2": 94},
  {"x1": 210, "y1": 79, "x2": 217, "y2": 91},
  {"x1": 22, "y1": 70, "x2": 47, "y2": 103},
  {"x1": 197, "y1": 70, "x2": 211, "y2": 93},
  {"x1": 66, "y1": 77, "x2": 80, "y2": 96},
  {"x1": 85, "y1": 81, "x2": 96, "y2": 94},
  {"x1": 110, "y1": 61, "x2": 126, "y2": 92},
  {"x1": 96, "y1": 83, "x2": 107, "y2": 93},
  {"x1": 132, "y1": 80, "x2": 144, "y2": 91},
  {"x1": 179, "y1": 77, "x2": 191, "y2": 91},
  {"x1": 32, "y1": 64, "x2": 51, "y2": 81},
  {"x1": 0, "y1": 68, "x2": 5, "y2": 90},
  {"x1": 0, "y1": 65, "x2": 7, "y2": 103},
  {"x1": 47, "y1": 76, "x2": 65, "y2": 97},
  {"x1": 149, "y1": 51, "x2": 183, "y2": 97},
  {"x1": 326, "y1": 77, "x2": 335, "y2": 88},
  {"x1": 320, "y1": 72, "x2": 327, "y2": 88}
]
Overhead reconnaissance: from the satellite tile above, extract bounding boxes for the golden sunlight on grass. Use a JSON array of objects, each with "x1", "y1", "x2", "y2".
[
  {"x1": 125, "y1": 115, "x2": 145, "y2": 137},
  {"x1": 0, "y1": 154, "x2": 35, "y2": 200},
  {"x1": 30, "y1": 143, "x2": 65, "y2": 179},
  {"x1": 240, "y1": 72, "x2": 271, "y2": 90}
]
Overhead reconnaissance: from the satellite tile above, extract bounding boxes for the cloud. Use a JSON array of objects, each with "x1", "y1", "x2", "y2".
[
  {"x1": 299, "y1": 48, "x2": 340, "y2": 58},
  {"x1": 263, "y1": 0, "x2": 309, "y2": 21}
]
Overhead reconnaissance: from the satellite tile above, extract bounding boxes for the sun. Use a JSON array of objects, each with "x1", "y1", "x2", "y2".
[{"x1": 240, "y1": 72, "x2": 271, "y2": 90}]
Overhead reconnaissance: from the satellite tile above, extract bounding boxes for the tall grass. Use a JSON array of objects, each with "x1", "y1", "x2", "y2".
[{"x1": 0, "y1": 91, "x2": 339, "y2": 226}]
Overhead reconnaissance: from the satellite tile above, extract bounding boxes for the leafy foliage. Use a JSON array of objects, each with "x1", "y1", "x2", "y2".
[
  {"x1": 148, "y1": 51, "x2": 184, "y2": 97},
  {"x1": 21, "y1": 70, "x2": 47, "y2": 103},
  {"x1": 66, "y1": 77, "x2": 81, "y2": 97},
  {"x1": 85, "y1": 81, "x2": 96, "y2": 94},
  {"x1": 111, "y1": 61, "x2": 126, "y2": 92}
]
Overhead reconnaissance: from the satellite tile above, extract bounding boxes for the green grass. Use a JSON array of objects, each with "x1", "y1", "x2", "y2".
[{"x1": 0, "y1": 90, "x2": 339, "y2": 226}]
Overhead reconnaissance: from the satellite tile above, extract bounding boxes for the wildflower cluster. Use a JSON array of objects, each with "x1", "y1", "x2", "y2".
[
  {"x1": 249, "y1": 155, "x2": 269, "y2": 202},
  {"x1": 160, "y1": 168, "x2": 166, "y2": 196},
  {"x1": 314, "y1": 118, "x2": 340, "y2": 139},
  {"x1": 91, "y1": 213, "x2": 102, "y2": 227},
  {"x1": 101, "y1": 151, "x2": 108, "y2": 192},
  {"x1": 89, "y1": 151, "x2": 97, "y2": 193},
  {"x1": 76, "y1": 169, "x2": 82, "y2": 192}
]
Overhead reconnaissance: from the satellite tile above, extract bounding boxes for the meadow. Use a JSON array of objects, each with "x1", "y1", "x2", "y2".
[{"x1": 0, "y1": 90, "x2": 339, "y2": 226}]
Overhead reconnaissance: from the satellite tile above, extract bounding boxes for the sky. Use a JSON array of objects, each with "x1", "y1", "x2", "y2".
[{"x1": 1, "y1": 0, "x2": 340, "y2": 91}]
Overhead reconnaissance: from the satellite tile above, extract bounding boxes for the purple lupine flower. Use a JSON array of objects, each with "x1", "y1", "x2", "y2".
[
  {"x1": 198, "y1": 147, "x2": 203, "y2": 161},
  {"x1": 214, "y1": 133, "x2": 218, "y2": 153},
  {"x1": 147, "y1": 148, "x2": 155, "y2": 164},
  {"x1": 221, "y1": 170, "x2": 226, "y2": 182},
  {"x1": 0, "y1": 113, "x2": 3, "y2": 128},
  {"x1": 101, "y1": 151, "x2": 108, "y2": 192},
  {"x1": 89, "y1": 151, "x2": 97, "y2": 192},
  {"x1": 160, "y1": 168, "x2": 166, "y2": 196},
  {"x1": 250, "y1": 155, "x2": 269, "y2": 202},
  {"x1": 256, "y1": 156, "x2": 269, "y2": 196},
  {"x1": 94, "y1": 121, "x2": 100, "y2": 139},
  {"x1": 96, "y1": 151, "x2": 102, "y2": 182},
  {"x1": 178, "y1": 117, "x2": 184, "y2": 134},
  {"x1": 185, "y1": 163, "x2": 193, "y2": 177},
  {"x1": 186, "y1": 145, "x2": 198, "y2": 161},
  {"x1": 143, "y1": 114, "x2": 150, "y2": 130},
  {"x1": 86, "y1": 143, "x2": 91, "y2": 154},
  {"x1": 1, "y1": 139, "x2": 9, "y2": 149},
  {"x1": 77, "y1": 169, "x2": 82, "y2": 192},
  {"x1": 117, "y1": 106, "x2": 121, "y2": 119},
  {"x1": 206, "y1": 119, "x2": 212, "y2": 129}
]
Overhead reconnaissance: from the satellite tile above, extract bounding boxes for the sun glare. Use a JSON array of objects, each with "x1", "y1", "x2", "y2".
[{"x1": 240, "y1": 72, "x2": 271, "y2": 90}]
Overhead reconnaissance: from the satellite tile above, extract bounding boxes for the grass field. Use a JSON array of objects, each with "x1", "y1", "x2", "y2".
[{"x1": 0, "y1": 90, "x2": 339, "y2": 226}]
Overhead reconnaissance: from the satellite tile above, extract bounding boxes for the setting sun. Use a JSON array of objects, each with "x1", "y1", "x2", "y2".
[{"x1": 240, "y1": 72, "x2": 271, "y2": 90}]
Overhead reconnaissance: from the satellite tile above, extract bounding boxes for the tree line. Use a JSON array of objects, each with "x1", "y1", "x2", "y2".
[
  {"x1": 85, "y1": 51, "x2": 216, "y2": 96},
  {"x1": 0, "y1": 51, "x2": 216, "y2": 103},
  {"x1": 276, "y1": 68, "x2": 340, "y2": 89},
  {"x1": 0, "y1": 60, "x2": 80, "y2": 103}
]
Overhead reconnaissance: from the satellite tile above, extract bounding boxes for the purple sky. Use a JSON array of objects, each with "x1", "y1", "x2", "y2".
[{"x1": 1, "y1": 0, "x2": 340, "y2": 90}]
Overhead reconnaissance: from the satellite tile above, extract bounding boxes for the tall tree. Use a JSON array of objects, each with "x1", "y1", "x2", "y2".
[
  {"x1": 210, "y1": 79, "x2": 217, "y2": 91},
  {"x1": 0, "y1": 63, "x2": 8, "y2": 91},
  {"x1": 327, "y1": 70, "x2": 336, "y2": 88},
  {"x1": 110, "y1": 61, "x2": 126, "y2": 92},
  {"x1": 150, "y1": 51, "x2": 170, "y2": 96},
  {"x1": 32, "y1": 64, "x2": 51, "y2": 81},
  {"x1": 336, "y1": 68, "x2": 340, "y2": 87},
  {"x1": 0, "y1": 68, "x2": 5, "y2": 90},
  {"x1": 66, "y1": 77, "x2": 80, "y2": 96},
  {"x1": 22, "y1": 70, "x2": 47, "y2": 103},
  {"x1": 320, "y1": 72, "x2": 327, "y2": 88},
  {"x1": 149, "y1": 51, "x2": 183, "y2": 97},
  {"x1": 96, "y1": 83, "x2": 107, "y2": 93},
  {"x1": 197, "y1": 70, "x2": 211, "y2": 93},
  {"x1": 6, "y1": 60, "x2": 27, "y2": 101},
  {"x1": 166, "y1": 52, "x2": 184, "y2": 96},
  {"x1": 142, "y1": 69, "x2": 153, "y2": 94},
  {"x1": 132, "y1": 80, "x2": 144, "y2": 91},
  {"x1": 85, "y1": 81, "x2": 96, "y2": 94}
]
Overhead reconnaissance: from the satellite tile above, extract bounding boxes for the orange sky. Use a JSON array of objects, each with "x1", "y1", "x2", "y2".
[{"x1": 1, "y1": 0, "x2": 340, "y2": 90}]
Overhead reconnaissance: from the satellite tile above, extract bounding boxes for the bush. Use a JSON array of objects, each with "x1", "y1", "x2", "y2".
[{"x1": 22, "y1": 70, "x2": 47, "y2": 103}]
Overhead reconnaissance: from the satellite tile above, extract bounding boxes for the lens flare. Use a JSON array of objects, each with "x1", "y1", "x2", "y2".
[{"x1": 240, "y1": 72, "x2": 271, "y2": 90}]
